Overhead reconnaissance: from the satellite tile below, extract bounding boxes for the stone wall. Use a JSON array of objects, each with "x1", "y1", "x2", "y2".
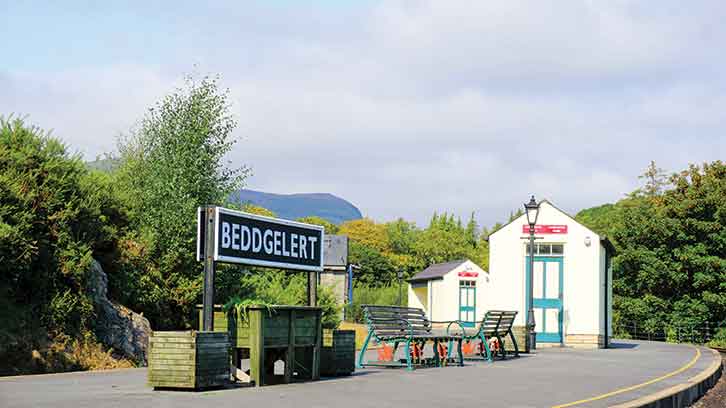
[
  {"x1": 564, "y1": 334, "x2": 606, "y2": 348},
  {"x1": 504, "y1": 325, "x2": 528, "y2": 352},
  {"x1": 87, "y1": 259, "x2": 151, "y2": 364},
  {"x1": 320, "y1": 269, "x2": 347, "y2": 319}
]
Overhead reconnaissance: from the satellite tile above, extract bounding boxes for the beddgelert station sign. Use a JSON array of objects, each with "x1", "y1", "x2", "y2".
[{"x1": 197, "y1": 206, "x2": 324, "y2": 272}]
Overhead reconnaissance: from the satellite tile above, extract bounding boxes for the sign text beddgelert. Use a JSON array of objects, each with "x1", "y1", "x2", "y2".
[{"x1": 198, "y1": 207, "x2": 324, "y2": 271}]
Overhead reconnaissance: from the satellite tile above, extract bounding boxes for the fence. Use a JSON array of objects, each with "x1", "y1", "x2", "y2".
[{"x1": 614, "y1": 320, "x2": 726, "y2": 345}]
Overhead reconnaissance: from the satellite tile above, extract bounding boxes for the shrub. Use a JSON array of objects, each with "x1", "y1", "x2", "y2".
[
  {"x1": 707, "y1": 327, "x2": 726, "y2": 348},
  {"x1": 0, "y1": 116, "x2": 118, "y2": 336},
  {"x1": 345, "y1": 284, "x2": 401, "y2": 323},
  {"x1": 218, "y1": 268, "x2": 342, "y2": 330}
]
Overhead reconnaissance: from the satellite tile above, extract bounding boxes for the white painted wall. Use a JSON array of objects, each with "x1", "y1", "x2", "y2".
[
  {"x1": 408, "y1": 282, "x2": 427, "y2": 311},
  {"x1": 407, "y1": 260, "x2": 488, "y2": 323},
  {"x1": 488, "y1": 200, "x2": 608, "y2": 343}
]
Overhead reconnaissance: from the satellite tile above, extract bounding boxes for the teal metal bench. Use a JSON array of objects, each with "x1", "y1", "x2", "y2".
[
  {"x1": 357, "y1": 305, "x2": 464, "y2": 370},
  {"x1": 447, "y1": 310, "x2": 520, "y2": 362}
]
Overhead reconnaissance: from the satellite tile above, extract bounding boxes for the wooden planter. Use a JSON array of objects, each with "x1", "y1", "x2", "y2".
[
  {"x1": 198, "y1": 305, "x2": 322, "y2": 386},
  {"x1": 320, "y1": 330, "x2": 355, "y2": 376},
  {"x1": 147, "y1": 331, "x2": 230, "y2": 389}
]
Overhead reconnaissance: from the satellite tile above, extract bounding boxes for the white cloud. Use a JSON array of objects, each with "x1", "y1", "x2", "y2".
[{"x1": 2, "y1": 1, "x2": 725, "y2": 226}]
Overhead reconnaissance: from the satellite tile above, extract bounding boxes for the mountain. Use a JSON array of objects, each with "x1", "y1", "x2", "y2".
[
  {"x1": 86, "y1": 157, "x2": 120, "y2": 172},
  {"x1": 232, "y1": 189, "x2": 362, "y2": 224}
]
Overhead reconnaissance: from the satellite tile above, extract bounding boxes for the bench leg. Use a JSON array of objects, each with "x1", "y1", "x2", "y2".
[
  {"x1": 480, "y1": 334, "x2": 493, "y2": 363},
  {"x1": 404, "y1": 339, "x2": 413, "y2": 371},
  {"x1": 496, "y1": 335, "x2": 506, "y2": 360},
  {"x1": 357, "y1": 330, "x2": 373, "y2": 368},
  {"x1": 509, "y1": 330, "x2": 520, "y2": 357},
  {"x1": 457, "y1": 339, "x2": 464, "y2": 366}
]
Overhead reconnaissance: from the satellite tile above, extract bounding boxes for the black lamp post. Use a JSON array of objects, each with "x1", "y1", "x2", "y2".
[
  {"x1": 524, "y1": 195, "x2": 540, "y2": 352},
  {"x1": 397, "y1": 269, "x2": 404, "y2": 306}
]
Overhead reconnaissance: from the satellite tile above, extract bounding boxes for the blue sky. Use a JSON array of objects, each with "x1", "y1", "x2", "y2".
[{"x1": 3, "y1": 1, "x2": 725, "y2": 227}]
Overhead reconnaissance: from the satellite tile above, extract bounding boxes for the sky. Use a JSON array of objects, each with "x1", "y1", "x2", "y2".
[{"x1": 2, "y1": 1, "x2": 725, "y2": 227}]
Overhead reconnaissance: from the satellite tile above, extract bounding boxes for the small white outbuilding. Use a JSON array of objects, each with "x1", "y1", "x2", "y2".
[
  {"x1": 407, "y1": 259, "x2": 489, "y2": 327},
  {"x1": 488, "y1": 199, "x2": 614, "y2": 348}
]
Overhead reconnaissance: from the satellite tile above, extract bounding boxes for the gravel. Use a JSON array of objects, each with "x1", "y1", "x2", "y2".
[{"x1": 690, "y1": 355, "x2": 725, "y2": 408}]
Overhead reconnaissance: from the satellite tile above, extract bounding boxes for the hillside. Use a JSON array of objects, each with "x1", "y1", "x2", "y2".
[
  {"x1": 232, "y1": 189, "x2": 362, "y2": 224},
  {"x1": 86, "y1": 157, "x2": 120, "y2": 172}
]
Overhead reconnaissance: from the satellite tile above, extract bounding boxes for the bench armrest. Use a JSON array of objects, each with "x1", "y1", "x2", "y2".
[{"x1": 443, "y1": 320, "x2": 469, "y2": 337}]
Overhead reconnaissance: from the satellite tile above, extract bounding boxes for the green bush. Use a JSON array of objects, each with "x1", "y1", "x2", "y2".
[
  {"x1": 707, "y1": 327, "x2": 726, "y2": 348},
  {"x1": 318, "y1": 287, "x2": 342, "y2": 329},
  {"x1": 0, "y1": 116, "x2": 121, "y2": 336},
  {"x1": 345, "y1": 284, "x2": 401, "y2": 323},
  {"x1": 0, "y1": 116, "x2": 134, "y2": 374},
  {"x1": 217, "y1": 268, "x2": 342, "y2": 330}
]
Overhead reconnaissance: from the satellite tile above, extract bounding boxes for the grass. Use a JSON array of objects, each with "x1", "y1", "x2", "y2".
[{"x1": 339, "y1": 321, "x2": 375, "y2": 350}]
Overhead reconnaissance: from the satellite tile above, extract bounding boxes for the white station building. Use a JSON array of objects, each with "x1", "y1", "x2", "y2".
[
  {"x1": 408, "y1": 259, "x2": 489, "y2": 327},
  {"x1": 488, "y1": 199, "x2": 614, "y2": 348},
  {"x1": 407, "y1": 199, "x2": 614, "y2": 349}
]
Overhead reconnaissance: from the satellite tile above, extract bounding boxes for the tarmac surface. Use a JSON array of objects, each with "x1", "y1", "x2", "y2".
[{"x1": 0, "y1": 340, "x2": 718, "y2": 408}]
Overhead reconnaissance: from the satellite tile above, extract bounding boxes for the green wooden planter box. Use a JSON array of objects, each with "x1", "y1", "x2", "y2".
[
  {"x1": 320, "y1": 329, "x2": 355, "y2": 377},
  {"x1": 197, "y1": 305, "x2": 322, "y2": 386},
  {"x1": 147, "y1": 331, "x2": 230, "y2": 390}
]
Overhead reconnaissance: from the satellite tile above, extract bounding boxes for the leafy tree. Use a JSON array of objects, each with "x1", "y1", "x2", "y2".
[
  {"x1": 636, "y1": 160, "x2": 668, "y2": 198},
  {"x1": 385, "y1": 218, "x2": 418, "y2": 254},
  {"x1": 115, "y1": 74, "x2": 248, "y2": 329},
  {"x1": 413, "y1": 211, "x2": 486, "y2": 267},
  {"x1": 579, "y1": 161, "x2": 726, "y2": 333},
  {"x1": 297, "y1": 216, "x2": 339, "y2": 234},
  {"x1": 348, "y1": 242, "x2": 396, "y2": 286},
  {"x1": 575, "y1": 203, "x2": 622, "y2": 243},
  {"x1": 338, "y1": 218, "x2": 390, "y2": 253},
  {"x1": 0, "y1": 117, "x2": 120, "y2": 335},
  {"x1": 241, "y1": 204, "x2": 275, "y2": 217},
  {"x1": 465, "y1": 212, "x2": 479, "y2": 247},
  {"x1": 0, "y1": 116, "x2": 137, "y2": 374},
  {"x1": 413, "y1": 227, "x2": 469, "y2": 265}
]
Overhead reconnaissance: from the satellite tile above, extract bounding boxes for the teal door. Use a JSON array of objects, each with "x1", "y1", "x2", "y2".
[
  {"x1": 459, "y1": 280, "x2": 476, "y2": 328},
  {"x1": 526, "y1": 256, "x2": 563, "y2": 343}
]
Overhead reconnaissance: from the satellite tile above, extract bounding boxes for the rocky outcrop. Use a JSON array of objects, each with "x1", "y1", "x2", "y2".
[{"x1": 86, "y1": 259, "x2": 151, "y2": 365}]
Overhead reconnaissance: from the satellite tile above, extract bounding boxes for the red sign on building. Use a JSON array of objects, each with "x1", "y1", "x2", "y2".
[
  {"x1": 458, "y1": 271, "x2": 479, "y2": 278},
  {"x1": 521, "y1": 224, "x2": 568, "y2": 234}
]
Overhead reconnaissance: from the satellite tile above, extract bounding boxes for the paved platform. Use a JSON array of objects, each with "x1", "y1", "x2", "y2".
[{"x1": 0, "y1": 340, "x2": 718, "y2": 408}]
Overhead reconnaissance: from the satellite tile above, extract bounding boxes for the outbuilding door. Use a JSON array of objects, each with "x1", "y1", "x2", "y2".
[
  {"x1": 526, "y1": 256, "x2": 563, "y2": 343},
  {"x1": 459, "y1": 280, "x2": 476, "y2": 328}
]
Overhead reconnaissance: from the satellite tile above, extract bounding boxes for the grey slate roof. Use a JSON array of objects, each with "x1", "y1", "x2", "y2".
[{"x1": 408, "y1": 259, "x2": 468, "y2": 282}]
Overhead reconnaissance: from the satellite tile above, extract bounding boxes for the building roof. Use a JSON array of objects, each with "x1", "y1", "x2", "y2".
[
  {"x1": 408, "y1": 259, "x2": 468, "y2": 283},
  {"x1": 487, "y1": 199, "x2": 616, "y2": 255},
  {"x1": 600, "y1": 236, "x2": 616, "y2": 255},
  {"x1": 486, "y1": 198, "x2": 559, "y2": 239}
]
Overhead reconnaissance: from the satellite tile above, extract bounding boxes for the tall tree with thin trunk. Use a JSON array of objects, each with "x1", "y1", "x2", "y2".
[{"x1": 117, "y1": 74, "x2": 248, "y2": 328}]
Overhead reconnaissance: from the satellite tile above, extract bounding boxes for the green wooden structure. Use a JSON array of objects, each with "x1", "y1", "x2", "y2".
[
  {"x1": 198, "y1": 305, "x2": 322, "y2": 386},
  {"x1": 320, "y1": 329, "x2": 355, "y2": 376},
  {"x1": 357, "y1": 305, "x2": 464, "y2": 370},
  {"x1": 446, "y1": 310, "x2": 520, "y2": 361},
  {"x1": 147, "y1": 331, "x2": 230, "y2": 389}
]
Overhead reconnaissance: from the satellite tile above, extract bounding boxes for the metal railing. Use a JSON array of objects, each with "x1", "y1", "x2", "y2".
[{"x1": 613, "y1": 320, "x2": 725, "y2": 345}]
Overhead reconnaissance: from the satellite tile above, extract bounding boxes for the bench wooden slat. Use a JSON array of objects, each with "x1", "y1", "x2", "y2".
[{"x1": 363, "y1": 305, "x2": 434, "y2": 340}]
